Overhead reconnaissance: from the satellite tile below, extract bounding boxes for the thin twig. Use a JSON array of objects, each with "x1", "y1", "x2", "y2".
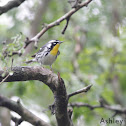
[
  {"x1": 0, "y1": 58, "x2": 14, "y2": 85},
  {"x1": 8, "y1": 51, "x2": 22, "y2": 57},
  {"x1": 62, "y1": 16, "x2": 70, "y2": 34},
  {"x1": 11, "y1": 58, "x2": 14, "y2": 70},
  {"x1": 0, "y1": 74, "x2": 10, "y2": 85},
  {"x1": 69, "y1": 102, "x2": 100, "y2": 110},
  {"x1": 68, "y1": 84, "x2": 92, "y2": 99},
  {"x1": 69, "y1": 102, "x2": 126, "y2": 114}
]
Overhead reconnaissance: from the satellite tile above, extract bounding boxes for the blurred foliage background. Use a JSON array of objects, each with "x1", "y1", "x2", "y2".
[{"x1": 0, "y1": 0, "x2": 126, "y2": 126}]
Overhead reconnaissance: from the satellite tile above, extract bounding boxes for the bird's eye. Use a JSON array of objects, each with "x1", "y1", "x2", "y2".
[{"x1": 53, "y1": 42, "x2": 56, "y2": 45}]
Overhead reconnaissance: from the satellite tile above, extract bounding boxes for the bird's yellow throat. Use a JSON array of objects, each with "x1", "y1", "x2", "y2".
[{"x1": 50, "y1": 44, "x2": 60, "y2": 56}]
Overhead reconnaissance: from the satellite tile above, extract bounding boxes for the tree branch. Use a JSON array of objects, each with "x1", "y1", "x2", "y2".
[
  {"x1": 0, "y1": 66, "x2": 57, "y2": 92},
  {"x1": 54, "y1": 72, "x2": 72, "y2": 126},
  {"x1": 0, "y1": 0, "x2": 26, "y2": 15},
  {"x1": 0, "y1": 66, "x2": 73, "y2": 126},
  {"x1": 24, "y1": 0, "x2": 93, "y2": 48},
  {"x1": 69, "y1": 102, "x2": 126, "y2": 115},
  {"x1": 0, "y1": 95, "x2": 50, "y2": 126},
  {"x1": 68, "y1": 84, "x2": 92, "y2": 100}
]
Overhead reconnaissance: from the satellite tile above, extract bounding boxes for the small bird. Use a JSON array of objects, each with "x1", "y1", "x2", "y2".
[{"x1": 25, "y1": 40, "x2": 64, "y2": 70}]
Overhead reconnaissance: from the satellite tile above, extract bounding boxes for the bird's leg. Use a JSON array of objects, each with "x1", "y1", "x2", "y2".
[
  {"x1": 40, "y1": 63, "x2": 44, "y2": 69},
  {"x1": 50, "y1": 65, "x2": 53, "y2": 72}
]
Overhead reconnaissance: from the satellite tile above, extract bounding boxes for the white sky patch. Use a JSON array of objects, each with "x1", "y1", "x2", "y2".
[
  {"x1": 100, "y1": 16, "x2": 107, "y2": 25},
  {"x1": 0, "y1": 14, "x2": 14, "y2": 28},
  {"x1": 105, "y1": 36, "x2": 122, "y2": 52},
  {"x1": 0, "y1": 0, "x2": 11, "y2": 6},
  {"x1": 92, "y1": 8, "x2": 100, "y2": 15},
  {"x1": 95, "y1": 0, "x2": 102, "y2": 7},
  {"x1": 16, "y1": 0, "x2": 35, "y2": 21},
  {"x1": 98, "y1": 58, "x2": 109, "y2": 70}
]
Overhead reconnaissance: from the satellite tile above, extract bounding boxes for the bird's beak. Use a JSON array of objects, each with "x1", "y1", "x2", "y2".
[{"x1": 59, "y1": 41, "x2": 64, "y2": 44}]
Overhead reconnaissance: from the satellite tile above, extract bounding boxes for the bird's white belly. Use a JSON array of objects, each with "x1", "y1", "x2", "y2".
[{"x1": 38, "y1": 53, "x2": 57, "y2": 66}]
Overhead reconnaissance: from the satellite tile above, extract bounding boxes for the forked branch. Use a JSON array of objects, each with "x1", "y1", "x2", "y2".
[
  {"x1": 0, "y1": 95, "x2": 50, "y2": 126},
  {"x1": 24, "y1": 0, "x2": 93, "y2": 48}
]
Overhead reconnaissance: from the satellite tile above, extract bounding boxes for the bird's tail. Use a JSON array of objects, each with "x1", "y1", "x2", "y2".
[{"x1": 25, "y1": 59, "x2": 36, "y2": 64}]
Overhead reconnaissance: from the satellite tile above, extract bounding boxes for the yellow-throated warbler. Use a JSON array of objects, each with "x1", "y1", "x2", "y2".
[{"x1": 26, "y1": 40, "x2": 64, "y2": 70}]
